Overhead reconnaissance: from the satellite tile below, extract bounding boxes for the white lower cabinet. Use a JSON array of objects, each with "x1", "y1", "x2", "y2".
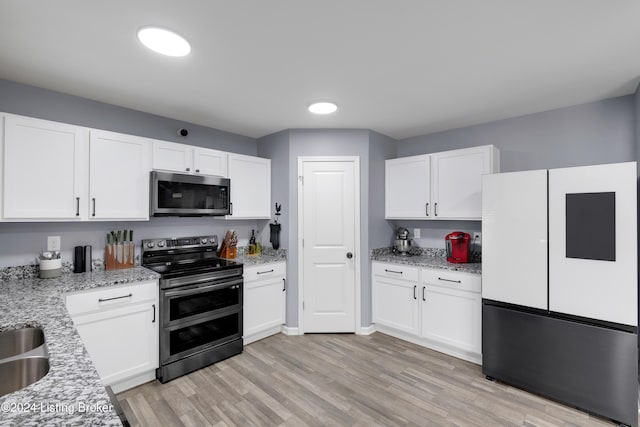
[
  {"x1": 372, "y1": 263, "x2": 420, "y2": 335},
  {"x1": 372, "y1": 262, "x2": 482, "y2": 364},
  {"x1": 243, "y1": 262, "x2": 286, "y2": 344},
  {"x1": 66, "y1": 280, "x2": 159, "y2": 393}
]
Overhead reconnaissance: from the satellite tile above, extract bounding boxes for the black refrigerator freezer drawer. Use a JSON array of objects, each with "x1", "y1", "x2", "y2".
[{"x1": 482, "y1": 302, "x2": 638, "y2": 427}]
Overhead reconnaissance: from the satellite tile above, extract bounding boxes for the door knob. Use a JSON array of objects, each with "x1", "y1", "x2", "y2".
[{"x1": 346, "y1": 252, "x2": 353, "y2": 259}]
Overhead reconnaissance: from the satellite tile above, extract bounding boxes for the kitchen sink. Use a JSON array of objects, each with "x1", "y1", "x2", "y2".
[
  {"x1": 0, "y1": 327, "x2": 45, "y2": 360},
  {"x1": 0, "y1": 357, "x2": 50, "y2": 397}
]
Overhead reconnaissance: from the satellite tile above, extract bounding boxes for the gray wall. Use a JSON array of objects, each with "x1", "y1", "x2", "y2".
[
  {"x1": 256, "y1": 130, "x2": 291, "y2": 321},
  {"x1": 0, "y1": 79, "x2": 261, "y2": 267},
  {"x1": 366, "y1": 131, "x2": 397, "y2": 324},
  {"x1": 257, "y1": 128, "x2": 397, "y2": 328},
  {"x1": 399, "y1": 95, "x2": 635, "y2": 172},
  {"x1": 0, "y1": 79, "x2": 257, "y2": 154},
  {"x1": 287, "y1": 129, "x2": 371, "y2": 328},
  {"x1": 395, "y1": 95, "x2": 637, "y2": 248}
]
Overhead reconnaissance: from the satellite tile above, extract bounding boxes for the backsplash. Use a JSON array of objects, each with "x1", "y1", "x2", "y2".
[
  {"x1": 370, "y1": 247, "x2": 448, "y2": 257},
  {"x1": 1, "y1": 258, "x2": 124, "y2": 282},
  {"x1": 0, "y1": 248, "x2": 287, "y2": 282}
]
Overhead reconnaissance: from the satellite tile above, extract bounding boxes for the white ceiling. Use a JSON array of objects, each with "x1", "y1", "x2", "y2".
[{"x1": 1, "y1": 1, "x2": 639, "y2": 140}]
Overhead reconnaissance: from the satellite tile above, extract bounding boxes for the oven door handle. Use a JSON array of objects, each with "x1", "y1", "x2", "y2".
[
  {"x1": 163, "y1": 278, "x2": 243, "y2": 297},
  {"x1": 162, "y1": 270, "x2": 241, "y2": 288}
]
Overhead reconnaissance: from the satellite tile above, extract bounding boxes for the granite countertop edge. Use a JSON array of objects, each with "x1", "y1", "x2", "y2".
[
  {"x1": 370, "y1": 247, "x2": 482, "y2": 275},
  {"x1": 0, "y1": 267, "x2": 160, "y2": 425}
]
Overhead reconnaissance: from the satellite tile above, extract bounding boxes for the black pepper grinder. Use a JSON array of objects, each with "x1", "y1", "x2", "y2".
[{"x1": 73, "y1": 246, "x2": 84, "y2": 273}]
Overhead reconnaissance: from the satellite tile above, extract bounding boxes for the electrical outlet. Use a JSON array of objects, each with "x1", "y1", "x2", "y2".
[
  {"x1": 413, "y1": 228, "x2": 421, "y2": 239},
  {"x1": 47, "y1": 236, "x2": 61, "y2": 251},
  {"x1": 473, "y1": 232, "x2": 481, "y2": 246}
]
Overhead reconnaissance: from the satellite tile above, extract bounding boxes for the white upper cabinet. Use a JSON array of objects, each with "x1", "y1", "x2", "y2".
[
  {"x1": 193, "y1": 147, "x2": 227, "y2": 177},
  {"x1": 89, "y1": 131, "x2": 152, "y2": 220},
  {"x1": 385, "y1": 155, "x2": 430, "y2": 219},
  {"x1": 431, "y1": 145, "x2": 499, "y2": 219},
  {"x1": 227, "y1": 153, "x2": 271, "y2": 219},
  {"x1": 152, "y1": 140, "x2": 193, "y2": 173},
  {"x1": 152, "y1": 141, "x2": 227, "y2": 177},
  {"x1": 2, "y1": 115, "x2": 89, "y2": 220},
  {"x1": 385, "y1": 145, "x2": 499, "y2": 220}
]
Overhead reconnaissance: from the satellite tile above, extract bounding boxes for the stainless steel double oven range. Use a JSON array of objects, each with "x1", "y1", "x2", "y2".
[{"x1": 141, "y1": 235, "x2": 243, "y2": 383}]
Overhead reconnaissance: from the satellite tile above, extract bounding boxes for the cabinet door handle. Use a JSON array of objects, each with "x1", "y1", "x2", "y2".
[
  {"x1": 282, "y1": 278, "x2": 286, "y2": 292},
  {"x1": 92, "y1": 198, "x2": 96, "y2": 217},
  {"x1": 75, "y1": 197, "x2": 80, "y2": 217},
  {"x1": 195, "y1": 169, "x2": 200, "y2": 173},
  {"x1": 426, "y1": 203, "x2": 429, "y2": 217},
  {"x1": 413, "y1": 285, "x2": 417, "y2": 300},
  {"x1": 384, "y1": 269, "x2": 403, "y2": 274},
  {"x1": 438, "y1": 277, "x2": 461, "y2": 284},
  {"x1": 186, "y1": 167, "x2": 191, "y2": 172},
  {"x1": 434, "y1": 202, "x2": 438, "y2": 216},
  {"x1": 152, "y1": 304, "x2": 156, "y2": 323},
  {"x1": 257, "y1": 269, "x2": 274, "y2": 275},
  {"x1": 98, "y1": 293, "x2": 133, "y2": 303},
  {"x1": 422, "y1": 286, "x2": 426, "y2": 301}
]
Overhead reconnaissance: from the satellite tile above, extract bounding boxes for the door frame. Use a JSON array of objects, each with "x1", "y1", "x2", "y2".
[{"x1": 297, "y1": 156, "x2": 361, "y2": 334}]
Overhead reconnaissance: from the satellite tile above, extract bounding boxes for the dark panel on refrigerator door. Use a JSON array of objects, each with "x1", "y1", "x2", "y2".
[
  {"x1": 482, "y1": 302, "x2": 638, "y2": 427},
  {"x1": 565, "y1": 192, "x2": 615, "y2": 261}
]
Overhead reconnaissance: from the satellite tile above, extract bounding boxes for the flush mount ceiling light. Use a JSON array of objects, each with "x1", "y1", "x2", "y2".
[
  {"x1": 308, "y1": 102, "x2": 338, "y2": 115},
  {"x1": 137, "y1": 27, "x2": 191, "y2": 57}
]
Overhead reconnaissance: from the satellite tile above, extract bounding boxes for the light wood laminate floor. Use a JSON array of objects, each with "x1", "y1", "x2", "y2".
[{"x1": 117, "y1": 333, "x2": 628, "y2": 426}]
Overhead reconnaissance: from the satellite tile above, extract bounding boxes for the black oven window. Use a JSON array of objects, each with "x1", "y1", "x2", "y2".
[
  {"x1": 170, "y1": 286, "x2": 239, "y2": 321},
  {"x1": 170, "y1": 313, "x2": 240, "y2": 356},
  {"x1": 565, "y1": 192, "x2": 615, "y2": 261},
  {"x1": 158, "y1": 181, "x2": 228, "y2": 210}
]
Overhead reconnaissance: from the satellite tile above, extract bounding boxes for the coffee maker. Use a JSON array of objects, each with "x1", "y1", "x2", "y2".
[
  {"x1": 393, "y1": 227, "x2": 412, "y2": 256},
  {"x1": 445, "y1": 231, "x2": 471, "y2": 263}
]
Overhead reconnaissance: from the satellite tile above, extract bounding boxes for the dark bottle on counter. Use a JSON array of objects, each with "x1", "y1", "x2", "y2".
[{"x1": 249, "y1": 229, "x2": 256, "y2": 254}]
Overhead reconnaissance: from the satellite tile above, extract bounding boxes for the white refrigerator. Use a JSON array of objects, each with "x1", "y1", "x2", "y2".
[{"x1": 481, "y1": 162, "x2": 638, "y2": 427}]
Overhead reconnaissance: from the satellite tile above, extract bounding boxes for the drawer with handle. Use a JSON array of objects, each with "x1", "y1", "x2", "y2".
[
  {"x1": 244, "y1": 262, "x2": 286, "y2": 282},
  {"x1": 372, "y1": 262, "x2": 419, "y2": 282},
  {"x1": 421, "y1": 268, "x2": 481, "y2": 293},
  {"x1": 66, "y1": 280, "x2": 158, "y2": 316}
]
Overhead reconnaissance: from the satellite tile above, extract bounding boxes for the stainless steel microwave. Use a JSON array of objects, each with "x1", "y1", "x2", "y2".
[{"x1": 150, "y1": 171, "x2": 231, "y2": 217}]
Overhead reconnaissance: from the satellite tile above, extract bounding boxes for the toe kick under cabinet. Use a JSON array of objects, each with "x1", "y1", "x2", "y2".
[{"x1": 372, "y1": 262, "x2": 482, "y2": 364}]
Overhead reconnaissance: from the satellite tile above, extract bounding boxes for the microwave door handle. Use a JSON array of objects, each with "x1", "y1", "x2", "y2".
[{"x1": 164, "y1": 278, "x2": 242, "y2": 297}]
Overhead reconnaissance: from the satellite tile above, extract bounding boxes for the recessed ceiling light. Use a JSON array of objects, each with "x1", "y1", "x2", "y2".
[
  {"x1": 137, "y1": 27, "x2": 191, "y2": 57},
  {"x1": 308, "y1": 102, "x2": 338, "y2": 115}
]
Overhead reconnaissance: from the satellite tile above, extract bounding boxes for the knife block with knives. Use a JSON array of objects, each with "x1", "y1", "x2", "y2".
[
  {"x1": 105, "y1": 229, "x2": 135, "y2": 270},
  {"x1": 218, "y1": 229, "x2": 238, "y2": 259}
]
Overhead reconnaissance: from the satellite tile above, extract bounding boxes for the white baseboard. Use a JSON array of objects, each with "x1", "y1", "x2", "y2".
[
  {"x1": 375, "y1": 324, "x2": 482, "y2": 365},
  {"x1": 244, "y1": 326, "x2": 283, "y2": 345},
  {"x1": 356, "y1": 324, "x2": 376, "y2": 335},
  {"x1": 109, "y1": 370, "x2": 156, "y2": 394},
  {"x1": 281, "y1": 326, "x2": 301, "y2": 336}
]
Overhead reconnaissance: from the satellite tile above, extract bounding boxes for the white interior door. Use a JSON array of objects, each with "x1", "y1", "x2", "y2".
[{"x1": 301, "y1": 159, "x2": 357, "y2": 332}]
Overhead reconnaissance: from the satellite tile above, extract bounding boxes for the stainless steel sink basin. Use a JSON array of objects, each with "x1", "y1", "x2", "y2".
[
  {"x1": 0, "y1": 327, "x2": 45, "y2": 360},
  {"x1": 0, "y1": 357, "x2": 50, "y2": 397}
]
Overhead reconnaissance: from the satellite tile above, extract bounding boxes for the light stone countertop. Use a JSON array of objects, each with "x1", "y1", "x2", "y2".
[
  {"x1": 370, "y1": 248, "x2": 482, "y2": 275},
  {"x1": 0, "y1": 267, "x2": 159, "y2": 426},
  {"x1": 224, "y1": 247, "x2": 287, "y2": 267}
]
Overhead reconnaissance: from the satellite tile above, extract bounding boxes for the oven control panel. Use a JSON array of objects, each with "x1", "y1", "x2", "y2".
[{"x1": 142, "y1": 235, "x2": 218, "y2": 252}]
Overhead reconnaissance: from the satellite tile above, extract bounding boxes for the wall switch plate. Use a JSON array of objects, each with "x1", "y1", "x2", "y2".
[
  {"x1": 473, "y1": 232, "x2": 481, "y2": 246},
  {"x1": 47, "y1": 236, "x2": 61, "y2": 251},
  {"x1": 413, "y1": 228, "x2": 421, "y2": 239}
]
